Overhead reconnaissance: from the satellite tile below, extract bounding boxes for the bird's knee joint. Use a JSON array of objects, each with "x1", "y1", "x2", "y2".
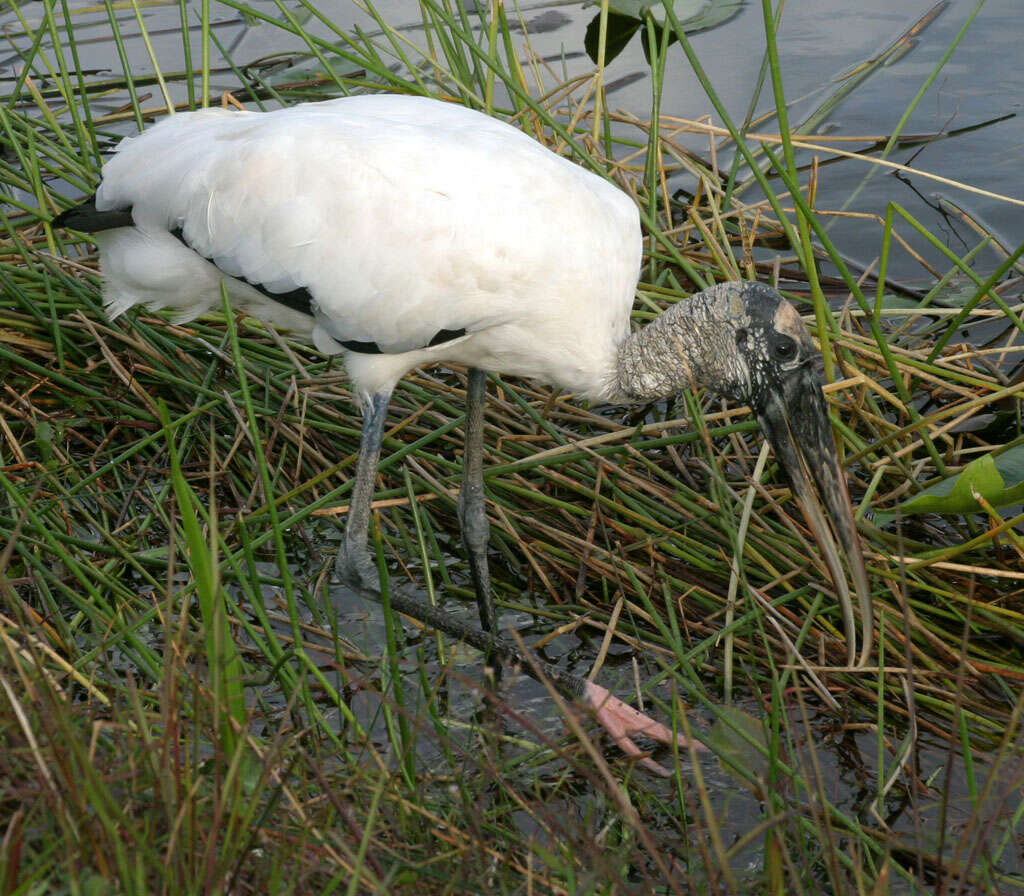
[
  {"x1": 465, "y1": 515, "x2": 490, "y2": 545},
  {"x1": 458, "y1": 499, "x2": 490, "y2": 544}
]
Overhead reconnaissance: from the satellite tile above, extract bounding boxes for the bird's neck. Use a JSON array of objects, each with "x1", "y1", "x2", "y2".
[{"x1": 614, "y1": 292, "x2": 745, "y2": 403}]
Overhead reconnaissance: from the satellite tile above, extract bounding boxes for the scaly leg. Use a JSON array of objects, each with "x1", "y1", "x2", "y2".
[
  {"x1": 458, "y1": 368, "x2": 497, "y2": 633},
  {"x1": 335, "y1": 391, "x2": 391, "y2": 591},
  {"x1": 382, "y1": 587, "x2": 702, "y2": 776}
]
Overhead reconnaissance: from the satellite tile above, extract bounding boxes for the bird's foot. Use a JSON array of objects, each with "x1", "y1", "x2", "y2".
[
  {"x1": 334, "y1": 541, "x2": 380, "y2": 594},
  {"x1": 584, "y1": 681, "x2": 706, "y2": 778}
]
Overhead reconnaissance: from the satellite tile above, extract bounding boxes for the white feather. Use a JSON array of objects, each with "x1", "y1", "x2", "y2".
[{"x1": 93, "y1": 94, "x2": 642, "y2": 399}]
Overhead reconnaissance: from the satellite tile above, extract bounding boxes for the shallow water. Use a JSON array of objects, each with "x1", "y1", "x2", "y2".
[{"x1": 266, "y1": 532, "x2": 1022, "y2": 890}]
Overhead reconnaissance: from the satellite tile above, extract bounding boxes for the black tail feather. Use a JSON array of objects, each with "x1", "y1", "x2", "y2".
[{"x1": 53, "y1": 195, "x2": 133, "y2": 233}]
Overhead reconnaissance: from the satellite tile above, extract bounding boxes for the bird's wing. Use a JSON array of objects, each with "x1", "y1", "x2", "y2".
[
  {"x1": 97, "y1": 105, "x2": 332, "y2": 297},
  {"x1": 95, "y1": 97, "x2": 638, "y2": 355},
  {"x1": 95, "y1": 101, "x2": 525, "y2": 350}
]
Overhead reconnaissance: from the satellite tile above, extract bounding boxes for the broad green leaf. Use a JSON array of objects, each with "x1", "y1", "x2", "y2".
[
  {"x1": 604, "y1": 0, "x2": 708, "y2": 17},
  {"x1": 585, "y1": 0, "x2": 743, "y2": 64},
  {"x1": 875, "y1": 283, "x2": 979, "y2": 313},
  {"x1": 584, "y1": 13, "x2": 642, "y2": 65},
  {"x1": 708, "y1": 705, "x2": 768, "y2": 786},
  {"x1": 877, "y1": 442, "x2": 1024, "y2": 520},
  {"x1": 875, "y1": 293, "x2": 933, "y2": 311},
  {"x1": 263, "y1": 54, "x2": 370, "y2": 88},
  {"x1": 34, "y1": 420, "x2": 55, "y2": 468}
]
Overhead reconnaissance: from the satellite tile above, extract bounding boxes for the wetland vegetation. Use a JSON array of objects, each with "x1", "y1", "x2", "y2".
[{"x1": 0, "y1": 0, "x2": 1022, "y2": 892}]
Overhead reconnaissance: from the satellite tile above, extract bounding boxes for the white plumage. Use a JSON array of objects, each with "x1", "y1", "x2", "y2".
[
  {"x1": 92, "y1": 94, "x2": 641, "y2": 400},
  {"x1": 59, "y1": 93, "x2": 872, "y2": 773}
]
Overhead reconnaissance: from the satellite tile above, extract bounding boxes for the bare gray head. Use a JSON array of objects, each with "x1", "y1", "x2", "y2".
[{"x1": 617, "y1": 281, "x2": 872, "y2": 666}]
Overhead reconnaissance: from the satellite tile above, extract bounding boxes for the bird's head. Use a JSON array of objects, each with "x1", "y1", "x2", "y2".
[
  {"x1": 619, "y1": 281, "x2": 872, "y2": 665},
  {"x1": 725, "y1": 282, "x2": 872, "y2": 667}
]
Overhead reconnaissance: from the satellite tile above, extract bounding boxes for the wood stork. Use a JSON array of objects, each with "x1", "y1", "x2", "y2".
[{"x1": 54, "y1": 93, "x2": 872, "y2": 773}]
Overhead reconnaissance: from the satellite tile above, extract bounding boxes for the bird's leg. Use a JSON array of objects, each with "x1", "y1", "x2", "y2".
[
  {"x1": 459, "y1": 367, "x2": 497, "y2": 634},
  {"x1": 335, "y1": 391, "x2": 391, "y2": 592},
  {"x1": 383, "y1": 587, "x2": 701, "y2": 775}
]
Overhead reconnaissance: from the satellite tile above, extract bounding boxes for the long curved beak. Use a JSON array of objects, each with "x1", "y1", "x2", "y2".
[{"x1": 756, "y1": 366, "x2": 872, "y2": 667}]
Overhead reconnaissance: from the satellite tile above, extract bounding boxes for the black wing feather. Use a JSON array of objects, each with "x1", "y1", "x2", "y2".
[{"x1": 53, "y1": 195, "x2": 133, "y2": 233}]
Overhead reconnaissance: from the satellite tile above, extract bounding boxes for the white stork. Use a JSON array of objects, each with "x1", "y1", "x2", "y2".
[{"x1": 55, "y1": 93, "x2": 872, "y2": 774}]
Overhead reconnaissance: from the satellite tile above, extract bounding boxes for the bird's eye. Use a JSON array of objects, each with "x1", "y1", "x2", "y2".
[
  {"x1": 772, "y1": 335, "x2": 797, "y2": 362},
  {"x1": 735, "y1": 328, "x2": 748, "y2": 348}
]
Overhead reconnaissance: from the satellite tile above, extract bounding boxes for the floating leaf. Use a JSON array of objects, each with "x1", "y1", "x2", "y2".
[
  {"x1": 602, "y1": 0, "x2": 712, "y2": 19},
  {"x1": 261, "y1": 54, "x2": 369, "y2": 89},
  {"x1": 584, "y1": 13, "x2": 642, "y2": 65},
  {"x1": 584, "y1": 0, "x2": 743, "y2": 65},
  {"x1": 875, "y1": 283, "x2": 978, "y2": 313},
  {"x1": 877, "y1": 442, "x2": 1024, "y2": 520},
  {"x1": 875, "y1": 293, "x2": 933, "y2": 311},
  {"x1": 708, "y1": 705, "x2": 768, "y2": 786}
]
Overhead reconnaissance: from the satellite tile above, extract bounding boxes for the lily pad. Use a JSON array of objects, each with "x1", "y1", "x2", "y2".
[
  {"x1": 708, "y1": 705, "x2": 768, "y2": 786},
  {"x1": 585, "y1": 0, "x2": 743, "y2": 65},
  {"x1": 876, "y1": 442, "x2": 1024, "y2": 521},
  {"x1": 874, "y1": 283, "x2": 978, "y2": 313},
  {"x1": 262, "y1": 54, "x2": 368, "y2": 89},
  {"x1": 601, "y1": 0, "x2": 714, "y2": 19}
]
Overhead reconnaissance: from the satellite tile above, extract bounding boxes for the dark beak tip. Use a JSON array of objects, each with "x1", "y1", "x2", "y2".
[{"x1": 758, "y1": 384, "x2": 872, "y2": 668}]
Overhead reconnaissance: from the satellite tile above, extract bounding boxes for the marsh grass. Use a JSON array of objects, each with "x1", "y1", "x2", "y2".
[{"x1": 0, "y1": 0, "x2": 1022, "y2": 892}]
